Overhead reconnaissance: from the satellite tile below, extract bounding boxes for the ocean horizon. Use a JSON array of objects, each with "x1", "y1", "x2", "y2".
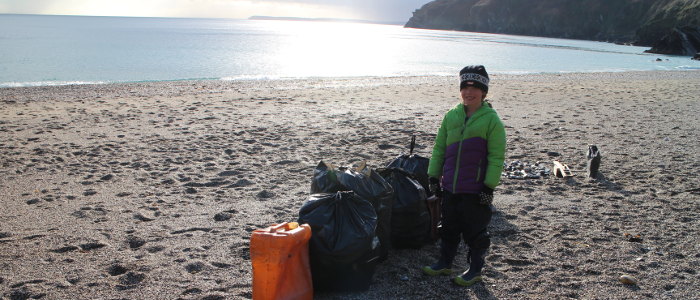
[{"x1": 1, "y1": 13, "x2": 699, "y2": 88}]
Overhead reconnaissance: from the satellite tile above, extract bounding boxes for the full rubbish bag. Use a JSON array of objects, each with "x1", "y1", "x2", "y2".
[
  {"x1": 250, "y1": 222, "x2": 312, "y2": 300},
  {"x1": 385, "y1": 135, "x2": 432, "y2": 195},
  {"x1": 310, "y1": 161, "x2": 393, "y2": 261},
  {"x1": 377, "y1": 168, "x2": 431, "y2": 248},
  {"x1": 298, "y1": 191, "x2": 381, "y2": 292},
  {"x1": 385, "y1": 135, "x2": 440, "y2": 243}
]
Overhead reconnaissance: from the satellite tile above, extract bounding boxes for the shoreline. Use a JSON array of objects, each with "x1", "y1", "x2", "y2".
[
  {"x1": 3, "y1": 69, "x2": 700, "y2": 91},
  {"x1": 1, "y1": 70, "x2": 699, "y2": 299}
]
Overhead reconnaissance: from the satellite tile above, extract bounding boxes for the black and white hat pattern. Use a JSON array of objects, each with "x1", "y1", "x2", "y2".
[{"x1": 459, "y1": 65, "x2": 489, "y2": 92}]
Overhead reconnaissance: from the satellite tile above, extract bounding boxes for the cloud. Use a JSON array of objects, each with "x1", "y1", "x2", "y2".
[
  {"x1": 249, "y1": 0, "x2": 431, "y2": 21},
  {"x1": 0, "y1": 0, "x2": 432, "y2": 22}
]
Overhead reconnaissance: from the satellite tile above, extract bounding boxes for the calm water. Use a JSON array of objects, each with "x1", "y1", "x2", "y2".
[{"x1": 1, "y1": 14, "x2": 698, "y2": 88}]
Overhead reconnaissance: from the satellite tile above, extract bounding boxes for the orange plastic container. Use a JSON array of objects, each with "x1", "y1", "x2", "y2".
[{"x1": 250, "y1": 222, "x2": 313, "y2": 300}]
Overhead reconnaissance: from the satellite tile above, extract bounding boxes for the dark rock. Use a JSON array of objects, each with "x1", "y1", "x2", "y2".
[
  {"x1": 226, "y1": 179, "x2": 254, "y2": 188},
  {"x1": 26, "y1": 199, "x2": 40, "y2": 205},
  {"x1": 119, "y1": 272, "x2": 145, "y2": 285},
  {"x1": 218, "y1": 170, "x2": 240, "y2": 176},
  {"x1": 160, "y1": 179, "x2": 175, "y2": 185},
  {"x1": 71, "y1": 210, "x2": 88, "y2": 218},
  {"x1": 256, "y1": 190, "x2": 275, "y2": 199},
  {"x1": 99, "y1": 174, "x2": 114, "y2": 181},
  {"x1": 8, "y1": 288, "x2": 34, "y2": 300},
  {"x1": 211, "y1": 262, "x2": 233, "y2": 268},
  {"x1": 185, "y1": 262, "x2": 206, "y2": 274},
  {"x1": 182, "y1": 288, "x2": 203, "y2": 295},
  {"x1": 107, "y1": 264, "x2": 128, "y2": 276},
  {"x1": 51, "y1": 245, "x2": 79, "y2": 253},
  {"x1": 214, "y1": 212, "x2": 232, "y2": 221},
  {"x1": 146, "y1": 245, "x2": 165, "y2": 253},
  {"x1": 79, "y1": 242, "x2": 106, "y2": 251},
  {"x1": 185, "y1": 187, "x2": 197, "y2": 194},
  {"x1": 646, "y1": 26, "x2": 700, "y2": 55},
  {"x1": 127, "y1": 236, "x2": 146, "y2": 249},
  {"x1": 693, "y1": 52, "x2": 700, "y2": 60}
]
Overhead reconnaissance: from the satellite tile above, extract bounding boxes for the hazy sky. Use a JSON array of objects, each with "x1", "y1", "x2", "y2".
[{"x1": 0, "y1": 0, "x2": 433, "y2": 22}]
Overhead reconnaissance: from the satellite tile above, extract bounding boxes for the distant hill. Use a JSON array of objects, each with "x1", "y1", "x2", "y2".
[
  {"x1": 249, "y1": 16, "x2": 404, "y2": 26},
  {"x1": 405, "y1": 0, "x2": 700, "y2": 56}
]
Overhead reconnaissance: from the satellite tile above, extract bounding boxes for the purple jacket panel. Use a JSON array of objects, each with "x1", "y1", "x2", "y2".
[{"x1": 441, "y1": 137, "x2": 488, "y2": 194}]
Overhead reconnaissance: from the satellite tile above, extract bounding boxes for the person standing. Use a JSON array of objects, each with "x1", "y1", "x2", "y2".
[{"x1": 422, "y1": 65, "x2": 506, "y2": 287}]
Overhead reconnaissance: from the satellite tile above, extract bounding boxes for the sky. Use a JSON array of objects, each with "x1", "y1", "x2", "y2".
[{"x1": 0, "y1": 0, "x2": 433, "y2": 23}]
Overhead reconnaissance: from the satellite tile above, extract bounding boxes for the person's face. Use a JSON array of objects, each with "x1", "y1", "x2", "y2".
[{"x1": 461, "y1": 86, "x2": 485, "y2": 107}]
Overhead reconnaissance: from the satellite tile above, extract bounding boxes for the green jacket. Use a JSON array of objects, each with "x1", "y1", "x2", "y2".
[{"x1": 428, "y1": 101, "x2": 506, "y2": 193}]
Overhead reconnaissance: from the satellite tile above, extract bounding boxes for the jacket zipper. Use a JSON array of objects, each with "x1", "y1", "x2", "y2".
[{"x1": 476, "y1": 158, "x2": 483, "y2": 182}]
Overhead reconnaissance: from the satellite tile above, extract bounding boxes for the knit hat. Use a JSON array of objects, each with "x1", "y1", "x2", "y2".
[{"x1": 459, "y1": 65, "x2": 489, "y2": 93}]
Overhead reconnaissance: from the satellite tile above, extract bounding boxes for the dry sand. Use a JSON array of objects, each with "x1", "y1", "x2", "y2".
[{"x1": 1, "y1": 71, "x2": 699, "y2": 299}]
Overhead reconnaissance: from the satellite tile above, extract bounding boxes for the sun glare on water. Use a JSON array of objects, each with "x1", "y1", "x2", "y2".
[{"x1": 263, "y1": 21, "x2": 401, "y2": 78}]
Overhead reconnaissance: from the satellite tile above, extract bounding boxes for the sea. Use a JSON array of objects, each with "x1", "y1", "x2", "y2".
[{"x1": 1, "y1": 13, "x2": 698, "y2": 88}]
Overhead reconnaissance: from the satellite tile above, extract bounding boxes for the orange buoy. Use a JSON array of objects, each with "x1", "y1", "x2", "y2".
[{"x1": 251, "y1": 222, "x2": 312, "y2": 300}]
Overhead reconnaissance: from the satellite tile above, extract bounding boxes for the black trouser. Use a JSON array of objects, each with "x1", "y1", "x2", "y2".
[{"x1": 438, "y1": 191, "x2": 492, "y2": 267}]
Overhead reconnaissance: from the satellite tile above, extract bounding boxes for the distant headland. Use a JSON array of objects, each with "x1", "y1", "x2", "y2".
[
  {"x1": 405, "y1": 0, "x2": 700, "y2": 56},
  {"x1": 248, "y1": 16, "x2": 403, "y2": 26}
]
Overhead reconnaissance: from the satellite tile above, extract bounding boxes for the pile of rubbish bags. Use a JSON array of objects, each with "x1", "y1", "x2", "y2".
[{"x1": 298, "y1": 143, "x2": 437, "y2": 292}]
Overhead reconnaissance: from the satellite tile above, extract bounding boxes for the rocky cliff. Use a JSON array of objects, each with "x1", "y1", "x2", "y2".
[{"x1": 405, "y1": 0, "x2": 700, "y2": 55}]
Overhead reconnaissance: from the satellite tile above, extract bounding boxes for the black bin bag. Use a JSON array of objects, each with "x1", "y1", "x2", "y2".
[
  {"x1": 385, "y1": 136, "x2": 432, "y2": 196},
  {"x1": 298, "y1": 191, "x2": 381, "y2": 292},
  {"x1": 377, "y1": 168, "x2": 431, "y2": 248},
  {"x1": 310, "y1": 161, "x2": 394, "y2": 261}
]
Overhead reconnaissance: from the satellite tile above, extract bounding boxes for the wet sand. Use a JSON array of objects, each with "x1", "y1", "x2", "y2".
[{"x1": 1, "y1": 71, "x2": 699, "y2": 299}]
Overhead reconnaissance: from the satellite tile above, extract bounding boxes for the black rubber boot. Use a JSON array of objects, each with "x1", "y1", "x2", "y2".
[
  {"x1": 422, "y1": 239, "x2": 458, "y2": 276},
  {"x1": 454, "y1": 248, "x2": 486, "y2": 286}
]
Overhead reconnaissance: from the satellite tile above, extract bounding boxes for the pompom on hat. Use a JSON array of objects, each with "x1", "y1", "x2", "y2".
[{"x1": 459, "y1": 65, "x2": 489, "y2": 93}]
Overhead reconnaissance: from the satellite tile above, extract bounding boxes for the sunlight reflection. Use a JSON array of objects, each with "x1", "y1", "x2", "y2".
[{"x1": 263, "y1": 21, "x2": 400, "y2": 77}]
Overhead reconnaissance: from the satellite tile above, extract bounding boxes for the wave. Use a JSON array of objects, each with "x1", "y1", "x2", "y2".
[{"x1": 0, "y1": 80, "x2": 109, "y2": 88}]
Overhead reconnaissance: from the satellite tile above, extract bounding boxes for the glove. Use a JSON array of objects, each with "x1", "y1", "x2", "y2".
[
  {"x1": 429, "y1": 177, "x2": 442, "y2": 197},
  {"x1": 479, "y1": 186, "x2": 494, "y2": 206}
]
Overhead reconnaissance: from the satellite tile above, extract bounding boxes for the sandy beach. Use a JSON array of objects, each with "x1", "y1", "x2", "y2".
[{"x1": 1, "y1": 71, "x2": 699, "y2": 299}]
